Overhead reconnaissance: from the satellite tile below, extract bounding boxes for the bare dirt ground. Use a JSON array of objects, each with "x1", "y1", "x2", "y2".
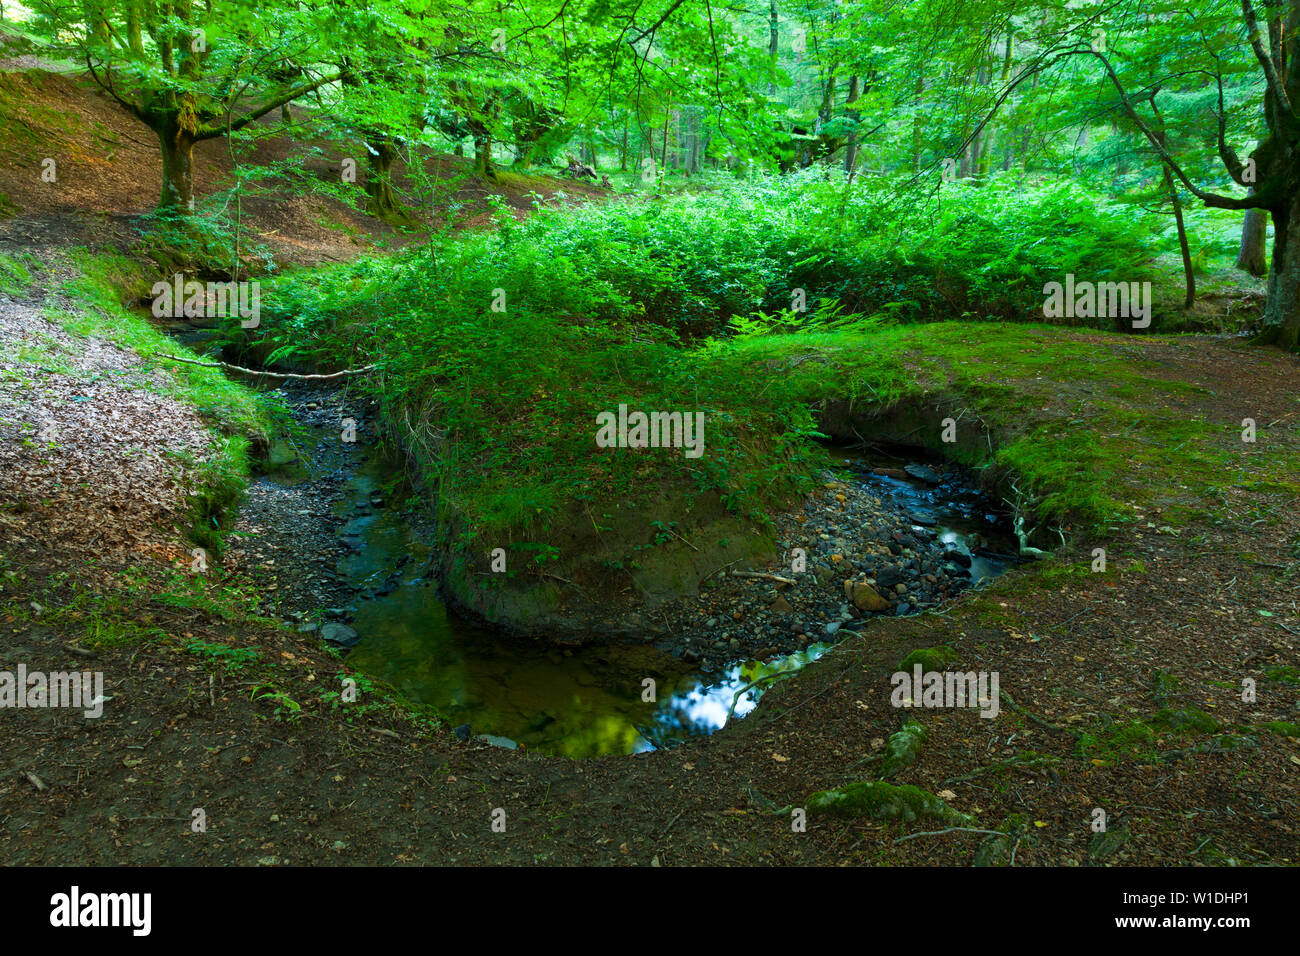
[{"x1": 0, "y1": 67, "x2": 609, "y2": 269}]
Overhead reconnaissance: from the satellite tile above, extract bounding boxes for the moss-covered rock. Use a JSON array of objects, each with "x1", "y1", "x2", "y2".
[
  {"x1": 973, "y1": 813, "x2": 1030, "y2": 867},
  {"x1": 1151, "y1": 669, "x2": 1179, "y2": 707},
  {"x1": 806, "y1": 781, "x2": 973, "y2": 824},
  {"x1": 1264, "y1": 665, "x2": 1300, "y2": 685},
  {"x1": 880, "y1": 718, "x2": 928, "y2": 778},
  {"x1": 1078, "y1": 719, "x2": 1159, "y2": 764},
  {"x1": 845, "y1": 578, "x2": 891, "y2": 612},
  {"x1": 897, "y1": 646, "x2": 959, "y2": 671},
  {"x1": 1152, "y1": 707, "x2": 1220, "y2": 734},
  {"x1": 1088, "y1": 824, "x2": 1130, "y2": 860}
]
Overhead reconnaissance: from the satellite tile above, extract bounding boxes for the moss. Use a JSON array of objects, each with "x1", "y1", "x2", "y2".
[
  {"x1": 178, "y1": 435, "x2": 250, "y2": 557},
  {"x1": 1151, "y1": 670, "x2": 1179, "y2": 707},
  {"x1": 1078, "y1": 718, "x2": 1159, "y2": 765},
  {"x1": 973, "y1": 812, "x2": 1030, "y2": 867},
  {"x1": 1264, "y1": 665, "x2": 1300, "y2": 685},
  {"x1": 897, "y1": 646, "x2": 959, "y2": 671},
  {"x1": 805, "y1": 781, "x2": 973, "y2": 824},
  {"x1": 1254, "y1": 721, "x2": 1300, "y2": 738},
  {"x1": 1206, "y1": 733, "x2": 1259, "y2": 752},
  {"x1": 879, "y1": 718, "x2": 927, "y2": 778},
  {"x1": 1151, "y1": 707, "x2": 1220, "y2": 734},
  {"x1": 1088, "y1": 824, "x2": 1131, "y2": 860}
]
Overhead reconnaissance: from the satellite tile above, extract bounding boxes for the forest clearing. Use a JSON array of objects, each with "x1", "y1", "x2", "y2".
[{"x1": 0, "y1": 0, "x2": 1295, "y2": 912}]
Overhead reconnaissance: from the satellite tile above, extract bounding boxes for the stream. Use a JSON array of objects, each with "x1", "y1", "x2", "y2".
[{"x1": 240, "y1": 385, "x2": 1018, "y2": 758}]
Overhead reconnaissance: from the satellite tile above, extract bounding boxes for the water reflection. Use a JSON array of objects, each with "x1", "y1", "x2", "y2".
[{"x1": 635, "y1": 644, "x2": 832, "y2": 752}]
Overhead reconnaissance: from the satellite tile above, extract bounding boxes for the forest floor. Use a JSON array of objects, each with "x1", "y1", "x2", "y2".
[
  {"x1": 3, "y1": 61, "x2": 1300, "y2": 867},
  {"x1": 4, "y1": 246, "x2": 1299, "y2": 865}
]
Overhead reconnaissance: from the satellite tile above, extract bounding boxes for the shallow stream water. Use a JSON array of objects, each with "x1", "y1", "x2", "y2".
[{"x1": 318, "y1": 439, "x2": 1017, "y2": 757}]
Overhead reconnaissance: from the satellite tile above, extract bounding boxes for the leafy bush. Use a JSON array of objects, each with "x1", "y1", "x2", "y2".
[{"x1": 242, "y1": 174, "x2": 1163, "y2": 543}]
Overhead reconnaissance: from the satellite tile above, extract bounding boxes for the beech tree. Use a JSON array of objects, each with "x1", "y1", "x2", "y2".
[
  {"x1": 32, "y1": 0, "x2": 341, "y2": 213},
  {"x1": 921, "y1": 0, "x2": 1294, "y2": 347},
  {"x1": 1079, "y1": 0, "x2": 1299, "y2": 348}
]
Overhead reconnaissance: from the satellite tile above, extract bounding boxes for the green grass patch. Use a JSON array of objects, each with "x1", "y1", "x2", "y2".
[
  {"x1": 1264, "y1": 665, "x2": 1300, "y2": 685},
  {"x1": 0, "y1": 250, "x2": 35, "y2": 294}
]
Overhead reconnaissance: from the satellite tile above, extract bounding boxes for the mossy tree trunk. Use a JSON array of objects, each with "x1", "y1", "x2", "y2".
[
  {"x1": 155, "y1": 118, "x2": 198, "y2": 212},
  {"x1": 365, "y1": 138, "x2": 406, "y2": 221},
  {"x1": 1257, "y1": 193, "x2": 1300, "y2": 351},
  {"x1": 1237, "y1": 195, "x2": 1269, "y2": 276}
]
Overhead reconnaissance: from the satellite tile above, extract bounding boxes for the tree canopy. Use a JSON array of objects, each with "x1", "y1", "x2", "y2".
[{"x1": 15, "y1": 0, "x2": 1300, "y2": 345}]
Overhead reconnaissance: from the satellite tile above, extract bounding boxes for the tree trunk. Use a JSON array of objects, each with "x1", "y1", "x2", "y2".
[
  {"x1": 843, "y1": 75, "x2": 861, "y2": 175},
  {"x1": 1237, "y1": 195, "x2": 1268, "y2": 276},
  {"x1": 1163, "y1": 166, "x2": 1195, "y2": 310},
  {"x1": 661, "y1": 110, "x2": 670, "y2": 170},
  {"x1": 912, "y1": 74, "x2": 924, "y2": 172},
  {"x1": 366, "y1": 139, "x2": 405, "y2": 221},
  {"x1": 1257, "y1": 197, "x2": 1300, "y2": 351},
  {"x1": 472, "y1": 130, "x2": 495, "y2": 179},
  {"x1": 156, "y1": 120, "x2": 196, "y2": 212},
  {"x1": 768, "y1": 1, "x2": 779, "y2": 97}
]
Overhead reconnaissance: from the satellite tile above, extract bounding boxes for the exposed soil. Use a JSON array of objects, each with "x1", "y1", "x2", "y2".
[{"x1": 0, "y1": 67, "x2": 611, "y2": 270}]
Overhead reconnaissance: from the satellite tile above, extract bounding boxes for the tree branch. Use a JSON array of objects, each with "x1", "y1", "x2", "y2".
[
  {"x1": 157, "y1": 355, "x2": 376, "y2": 380},
  {"x1": 1242, "y1": 0, "x2": 1294, "y2": 120},
  {"x1": 1085, "y1": 46, "x2": 1267, "y2": 210},
  {"x1": 197, "y1": 71, "x2": 342, "y2": 140}
]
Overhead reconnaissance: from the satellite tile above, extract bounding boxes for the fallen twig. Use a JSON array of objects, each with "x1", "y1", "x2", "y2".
[
  {"x1": 730, "y1": 571, "x2": 797, "y2": 586},
  {"x1": 894, "y1": 827, "x2": 1006, "y2": 844},
  {"x1": 158, "y1": 354, "x2": 377, "y2": 381},
  {"x1": 698, "y1": 559, "x2": 744, "y2": 586}
]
